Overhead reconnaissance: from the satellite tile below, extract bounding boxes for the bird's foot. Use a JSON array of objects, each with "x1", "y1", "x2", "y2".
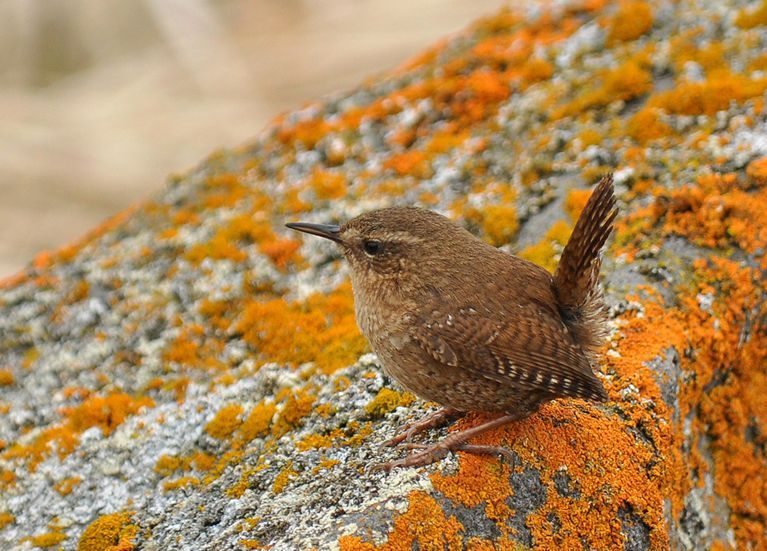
[
  {"x1": 381, "y1": 407, "x2": 461, "y2": 448},
  {"x1": 372, "y1": 441, "x2": 514, "y2": 472},
  {"x1": 372, "y1": 412, "x2": 521, "y2": 472}
]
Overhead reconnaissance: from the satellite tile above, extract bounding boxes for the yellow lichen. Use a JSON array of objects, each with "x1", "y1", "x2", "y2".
[
  {"x1": 519, "y1": 220, "x2": 572, "y2": 273},
  {"x1": 383, "y1": 151, "x2": 431, "y2": 179},
  {"x1": 272, "y1": 390, "x2": 316, "y2": 438},
  {"x1": 555, "y1": 60, "x2": 652, "y2": 118},
  {"x1": 746, "y1": 157, "x2": 767, "y2": 187},
  {"x1": 563, "y1": 188, "x2": 592, "y2": 223},
  {"x1": 626, "y1": 107, "x2": 674, "y2": 144},
  {"x1": 0, "y1": 512, "x2": 13, "y2": 530},
  {"x1": 154, "y1": 454, "x2": 184, "y2": 477},
  {"x1": 54, "y1": 476, "x2": 82, "y2": 496},
  {"x1": 521, "y1": 57, "x2": 554, "y2": 86},
  {"x1": 606, "y1": 1, "x2": 654, "y2": 44},
  {"x1": 365, "y1": 388, "x2": 416, "y2": 419},
  {"x1": 24, "y1": 531, "x2": 68, "y2": 549},
  {"x1": 77, "y1": 511, "x2": 137, "y2": 551},
  {"x1": 736, "y1": 0, "x2": 767, "y2": 29},
  {"x1": 3, "y1": 392, "x2": 153, "y2": 472},
  {"x1": 163, "y1": 476, "x2": 199, "y2": 492},
  {"x1": 238, "y1": 401, "x2": 277, "y2": 443},
  {"x1": 0, "y1": 369, "x2": 13, "y2": 386},
  {"x1": 479, "y1": 204, "x2": 520, "y2": 247},
  {"x1": 66, "y1": 393, "x2": 155, "y2": 436},
  {"x1": 295, "y1": 432, "x2": 336, "y2": 452},
  {"x1": 205, "y1": 404, "x2": 244, "y2": 440},
  {"x1": 339, "y1": 492, "x2": 463, "y2": 550},
  {"x1": 235, "y1": 282, "x2": 367, "y2": 373},
  {"x1": 648, "y1": 74, "x2": 767, "y2": 116},
  {"x1": 272, "y1": 462, "x2": 298, "y2": 494},
  {"x1": 309, "y1": 169, "x2": 348, "y2": 200}
]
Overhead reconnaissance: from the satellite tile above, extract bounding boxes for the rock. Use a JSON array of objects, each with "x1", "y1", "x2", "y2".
[{"x1": 1, "y1": 0, "x2": 767, "y2": 549}]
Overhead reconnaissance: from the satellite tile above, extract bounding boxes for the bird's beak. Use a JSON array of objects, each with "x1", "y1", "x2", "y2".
[{"x1": 285, "y1": 222, "x2": 342, "y2": 243}]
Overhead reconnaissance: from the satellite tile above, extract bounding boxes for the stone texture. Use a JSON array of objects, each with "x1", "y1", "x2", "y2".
[{"x1": 1, "y1": 0, "x2": 767, "y2": 549}]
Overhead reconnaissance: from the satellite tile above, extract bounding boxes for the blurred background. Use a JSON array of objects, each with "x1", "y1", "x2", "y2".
[{"x1": 0, "y1": 0, "x2": 504, "y2": 277}]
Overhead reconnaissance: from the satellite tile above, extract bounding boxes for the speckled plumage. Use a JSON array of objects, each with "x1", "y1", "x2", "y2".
[{"x1": 288, "y1": 174, "x2": 616, "y2": 467}]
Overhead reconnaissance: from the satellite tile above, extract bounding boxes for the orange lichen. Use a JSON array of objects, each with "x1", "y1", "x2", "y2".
[
  {"x1": 65, "y1": 393, "x2": 155, "y2": 436},
  {"x1": 478, "y1": 204, "x2": 520, "y2": 247},
  {"x1": 339, "y1": 492, "x2": 463, "y2": 550},
  {"x1": 626, "y1": 107, "x2": 674, "y2": 144},
  {"x1": 577, "y1": 128, "x2": 602, "y2": 148},
  {"x1": 22, "y1": 347, "x2": 40, "y2": 369},
  {"x1": 68, "y1": 280, "x2": 90, "y2": 302},
  {"x1": 648, "y1": 74, "x2": 767, "y2": 116},
  {"x1": 271, "y1": 389, "x2": 316, "y2": 438},
  {"x1": 185, "y1": 233, "x2": 247, "y2": 264},
  {"x1": 383, "y1": 151, "x2": 431, "y2": 178},
  {"x1": 162, "y1": 325, "x2": 226, "y2": 373},
  {"x1": 309, "y1": 169, "x2": 348, "y2": 200},
  {"x1": 238, "y1": 538, "x2": 264, "y2": 549},
  {"x1": 563, "y1": 188, "x2": 592, "y2": 222},
  {"x1": 4, "y1": 392, "x2": 153, "y2": 471},
  {"x1": 206, "y1": 404, "x2": 245, "y2": 440},
  {"x1": 277, "y1": 118, "x2": 331, "y2": 149},
  {"x1": 365, "y1": 388, "x2": 415, "y2": 419},
  {"x1": 200, "y1": 172, "x2": 250, "y2": 209},
  {"x1": 735, "y1": 0, "x2": 767, "y2": 29},
  {"x1": 555, "y1": 60, "x2": 652, "y2": 118},
  {"x1": 423, "y1": 128, "x2": 468, "y2": 156},
  {"x1": 608, "y1": 170, "x2": 767, "y2": 547},
  {"x1": 670, "y1": 39, "x2": 726, "y2": 74},
  {"x1": 295, "y1": 433, "x2": 335, "y2": 451},
  {"x1": 238, "y1": 401, "x2": 277, "y2": 443},
  {"x1": 606, "y1": 1, "x2": 654, "y2": 44},
  {"x1": 650, "y1": 173, "x2": 767, "y2": 253},
  {"x1": 163, "y1": 476, "x2": 200, "y2": 491},
  {"x1": 0, "y1": 369, "x2": 14, "y2": 386},
  {"x1": 519, "y1": 220, "x2": 572, "y2": 273},
  {"x1": 0, "y1": 469, "x2": 15, "y2": 488},
  {"x1": 77, "y1": 511, "x2": 137, "y2": 551},
  {"x1": 54, "y1": 476, "x2": 82, "y2": 496},
  {"x1": 601, "y1": 60, "x2": 653, "y2": 101},
  {"x1": 431, "y1": 453, "x2": 514, "y2": 525},
  {"x1": 259, "y1": 238, "x2": 302, "y2": 271},
  {"x1": 746, "y1": 156, "x2": 767, "y2": 187},
  {"x1": 342, "y1": 421, "x2": 374, "y2": 448},
  {"x1": 521, "y1": 57, "x2": 554, "y2": 86},
  {"x1": 24, "y1": 531, "x2": 68, "y2": 549},
  {"x1": 0, "y1": 512, "x2": 14, "y2": 530},
  {"x1": 154, "y1": 454, "x2": 184, "y2": 477},
  {"x1": 234, "y1": 282, "x2": 367, "y2": 373}
]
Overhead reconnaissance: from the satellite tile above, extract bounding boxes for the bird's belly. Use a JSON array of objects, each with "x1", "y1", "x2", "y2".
[{"x1": 375, "y1": 341, "x2": 540, "y2": 414}]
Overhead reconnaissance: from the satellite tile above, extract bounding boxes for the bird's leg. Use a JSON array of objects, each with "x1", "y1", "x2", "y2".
[
  {"x1": 373, "y1": 412, "x2": 521, "y2": 472},
  {"x1": 381, "y1": 407, "x2": 462, "y2": 448}
]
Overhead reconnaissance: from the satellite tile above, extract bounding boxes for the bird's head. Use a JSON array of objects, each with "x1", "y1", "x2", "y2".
[{"x1": 287, "y1": 207, "x2": 477, "y2": 296}]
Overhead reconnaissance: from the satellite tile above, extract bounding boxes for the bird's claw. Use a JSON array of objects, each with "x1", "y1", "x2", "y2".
[
  {"x1": 379, "y1": 407, "x2": 461, "y2": 449},
  {"x1": 371, "y1": 442, "x2": 515, "y2": 472}
]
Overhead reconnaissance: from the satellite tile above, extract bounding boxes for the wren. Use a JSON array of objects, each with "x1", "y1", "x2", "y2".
[{"x1": 287, "y1": 174, "x2": 617, "y2": 470}]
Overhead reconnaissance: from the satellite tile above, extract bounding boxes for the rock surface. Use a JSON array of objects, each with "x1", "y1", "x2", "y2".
[{"x1": 2, "y1": 0, "x2": 767, "y2": 549}]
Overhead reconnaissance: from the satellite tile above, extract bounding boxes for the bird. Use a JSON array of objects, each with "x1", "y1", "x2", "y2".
[{"x1": 286, "y1": 174, "x2": 617, "y2": 470}]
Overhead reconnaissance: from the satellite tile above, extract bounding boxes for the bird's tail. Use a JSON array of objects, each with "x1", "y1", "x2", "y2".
[{"x1": 553, "y1": 174, "x2": 617, "y2": 351}]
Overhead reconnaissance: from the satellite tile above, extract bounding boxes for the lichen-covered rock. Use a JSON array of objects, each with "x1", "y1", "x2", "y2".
[{"x1": 2, "y1": 0, "x2": 767, "y2": 549}]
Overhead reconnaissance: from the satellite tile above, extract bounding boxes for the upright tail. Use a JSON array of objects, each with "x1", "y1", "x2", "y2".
[{"x1": 554, "y1": 174, "x2": 618, "y2": 351}]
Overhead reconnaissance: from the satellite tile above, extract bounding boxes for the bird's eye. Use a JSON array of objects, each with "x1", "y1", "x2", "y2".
[{"x1": 363, "y1": 240, "x2": 383, "y2": 256}]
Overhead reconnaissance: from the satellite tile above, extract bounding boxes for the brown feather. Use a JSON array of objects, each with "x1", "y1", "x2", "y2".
[{"x1": 554, "y1": 174, "x2": 617, "y2": 350}]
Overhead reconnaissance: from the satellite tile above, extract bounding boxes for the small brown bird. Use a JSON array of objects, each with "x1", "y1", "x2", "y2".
[{"x1": 287, "y1": 174, "x2": 617, "y2": 470}]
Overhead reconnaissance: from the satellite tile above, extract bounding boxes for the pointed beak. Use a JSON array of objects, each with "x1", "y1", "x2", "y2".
[{"x1": 285, "y1": 222, "x2": 342, "y2": 243}]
